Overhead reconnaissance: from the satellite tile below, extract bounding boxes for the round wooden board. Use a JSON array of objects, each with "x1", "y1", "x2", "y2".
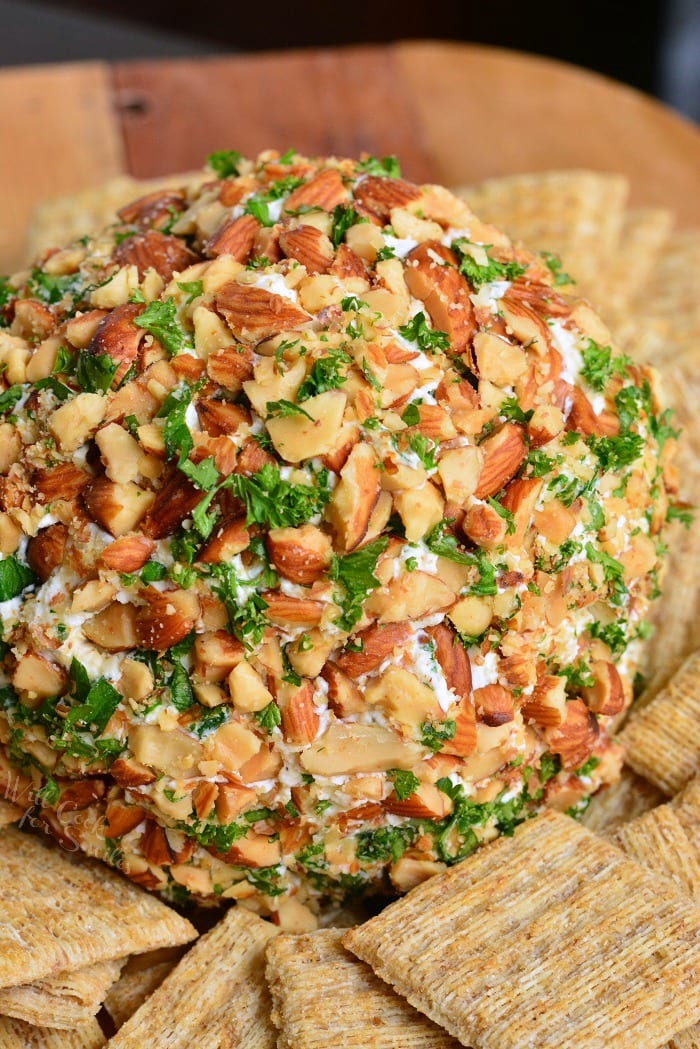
[{"x1": 1, "y1": 40, "x2": 698, "y2": 270}]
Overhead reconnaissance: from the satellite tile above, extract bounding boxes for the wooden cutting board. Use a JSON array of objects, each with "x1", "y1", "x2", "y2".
[{"x1": 1, "y1": 40, "x2": 699, "y2": 271}]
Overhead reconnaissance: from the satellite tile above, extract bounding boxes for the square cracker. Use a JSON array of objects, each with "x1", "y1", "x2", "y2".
[
  {"x1": 613, "y1": 804, "x2": 700, "y2": 898},
  {"x1": 103, "y1": 948, "x2": 184, "y2": 1031},
  {"x1": 595, "y1": 207, "x2": 673, "y2": 324},
  {"x1": 611, "y1": 807, "x2": 700, "y2": 1049},
  {"x1": 0, "y1": 958, "x2": 124, "y2": 1030},
  {"x1": 619, "y1": 651, "x2": 700, "y2": 796},
  {"x1": 107, "y1": 905, "x2": 278, "y2": 1049},
  {"x1": 0, "y1": 828, "x2": 196, "y2": 989},
  {"x1": 343, "y1": 809, "x2": 700, "y2": 1049},
  {"x1": 614, "y1": 231, "x2": 700, "y2": 363},
  {"x1": 0, "y1": 1015, "x2": 105, "y2": 1048},
  {"x1": 266, "y1": 928, "x2": 460, "y2": 1048},
  {"x1": 455, "y1": 170, "x2": 627, "y2": 291},
  {"x1": 582, "y1": 766, "x2": 664, "y2": 834}
]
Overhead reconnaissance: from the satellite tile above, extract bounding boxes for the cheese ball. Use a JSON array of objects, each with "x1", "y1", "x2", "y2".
[{"x1": 0, "y1": 150, "x2": 677, "y2": 925}]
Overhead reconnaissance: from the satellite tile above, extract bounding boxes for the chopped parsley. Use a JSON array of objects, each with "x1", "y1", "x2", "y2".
[
  {"x1": 27, "y1": 269, "x2": 83, "y2": 305},
  {"x1": 254, "y1": 701, "x2": 282, "y2": 734},
  {"x1": 357, "y1": 155, "x2": 401, "y2": 178},
  {"x1": 407, "y1": 432, "x2": 437, "y2": 471},
  {"x1": 541, "y1": 251, "x2": 575, "y2": 287},
  {"x1": 355, "y1": 825, "x2": 416, "y2": 864},
  {"x1": 330, "y1": 205, "x2": 366, "y2": 248},
  {"x1": 134, "y1": 299, "x2": 192, "y2": 357},
  {"x1": 398, "y1": 311, "x2": 450, "y2": 354},
  {"x1": 329, "y1": 536, "x2": 389, "y2": 631},
  {"x1": 297, "y1": 349, "x2": 351, "y2": 400},
  {"x1": 387, "y1": 768, "x2": 420, "y2": 800},
  {"x1": 0, "y1": 385, "x2": 24, "y2": 415},
  {"x1": 499, "y1": 396, "x2": 533, "y2": 425},
  {"x1": 580, "y1": 339, "x2": 630, "y2": 392},
  {"x1": 0, "y1": 557, "x2": 36, "y2": 602},
  {"x1": 586, "y1": 432, "x2": 645, "y2": 472},
  {"x1": 420, "y1": 719, "x2": 456, "y2": 753},
  {"x1": 176, "y1": 279, "x2": 203, "y2": 304},
  {"x1": 452, "y1": 240, "x2": 526, "y2": 287},
  {"x1": 230, "y1": 464, "x2": 330, "y2": 529},
  {"x1": 266, "y1": 398, "x2": 313, "y2": 421},
  {"x1": 207, "y1": 149, "x2": 243, "y2": 178},
  {"x1": 487, "y1": 497, "x2": 516, "y2": 535},
  {"x1": 76, "y1": 351, "x2": 118, "y2": 394}
]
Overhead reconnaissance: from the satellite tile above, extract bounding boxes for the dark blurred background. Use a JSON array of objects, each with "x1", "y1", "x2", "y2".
[{"x1": 0, "y1": 0, "x2": 698, "y2": 122}]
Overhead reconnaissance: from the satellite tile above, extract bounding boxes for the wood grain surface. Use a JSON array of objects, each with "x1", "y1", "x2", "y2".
[{"x1": 1, "y1": 41, "x2": 698, "y2": 270}]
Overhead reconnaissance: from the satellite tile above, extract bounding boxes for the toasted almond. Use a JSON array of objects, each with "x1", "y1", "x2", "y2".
[
  {"x1": 142, "y1": 470, "x2": 201, "y2": 539},
  {"x1": 216, "y1": 282, "x2": 311, "y2": 344},
  {"x1": 365, "y1": 571, "x2": 455, "y2": 624},
  {"x1": 544, "y1": 698, "x2": 599, "y2": 769},
  {"x1": 26, "y1": 522, "x2": 68, "y2": 581},
  {"x1": 205, "y1": 213, "x2": 260, "y2": 260},
  {"x1": 500, "y1": 652, "x2": 537, "y2": 690},
  {"x1": 118, "y1": 188, "x2": 186, "y2": 227},
  {"x1": 101, "y1": 535, "x2": 156, "y2": 573},
  {"x1": 279, "y1": 225, "x2": 334, "y2": 274},
  {"x1": 196, "y1": 396, "x2": 251, "y2": 436},
  {"x1": 82, "y1": 602, "x2": 139, "y2": 651},
  {"x1": 12, "y1": 652, "x2": 67, "y2": 701},
  {"x1": 325, "y1": 442, "x2": 381, "y2": 552},
  {"x1": 87, "y1": 303, "x2": 145, "y2": 386},
  {"x1": 322, "y1": 662, "x2": 367, "y2": 717},
  {"x1": 473, "y1": 683, "x2": 515, "y2": 726},
  {"x1": 385, "y1": 781, "x2": 451, "y2": 820},
  {"x1": 140, "y1": 821, "x2": 173, "y2": 867},
  {"x1": 442, "y1": 697, "x2": 478, "y2": 757},
  {"x1": 528, "y1": 403, "x2": 564, "y2": 447},
  {"x1": 425, "y1": 622, "x2": 472, "y2": 699},
  {"x1": 205, "y1": 343, "x2": 255, "y2": 391},
  {"x1": 105, "y1": 798, "x2": 148, "y2": 837},
  {"x1": 262, "y1": 591, "x2": 325, "y2": 627},
  {"x1": 111, "y1": 755, "x2": 157, "y2": 787},
  {"x1": 33, "y1": 462, "x2": 91, "y2": 503},
  {"x1": 283, "y1": 169, "x2": 349, "y2": 212},
  {"x1": 463, "y1": 502, "x2": 507, "y2": 549},
  {"x1": 582, "y1": 660, "x2": 625, "y2": 716},
  {"x1": 567, "y1": 386, "x2": 607, "y2": 436},
  {"x1": 329, "y1": 243, "x2": 368, "y2": 280},
  {"x1": 196, "y1": 517, "x2": 250, "y2": 563},
  {"x1": 192, "y1": 781, "x2": 219, "y2": 820},
  {"x1": 136, "y1": 587, "x2": 198, "y2": 652},
  {"x1": 336, "y1": 622, "x2": 412, "y2": 678},
  {"x1": 279, "y1": 680, "x2": 320, "y2": 744},
  {"x1": 194, "y1": 630, "x2": 245, "y2": 680},
  {"x1": 354, "y1": 176, "x2": 421, "y2": 221},
  {"x1": 500, "y1": 476, "x2": 543, "y2": 547},
  {"x1": 83, "y1": 477, "x2": 155, "y2": 538},
  {"x1": 266, "y1": 524, "x2": 332, "y2": 585},
  {"x1": 473, "y1": 423, "x2": 527, "y2": 499},
  {"x1": 404, "y1": 241, "x2": 475, "y2": 355},
  {"x1": 115, "y1": 230, "x2": 196, "y2": 281},
  {"x1": 215, "y1": 782, "x2": 257, "y2": 824}
]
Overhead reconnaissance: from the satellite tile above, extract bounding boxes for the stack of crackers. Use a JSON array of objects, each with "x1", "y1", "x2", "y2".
[{"x1": 1, "y1": 168, "x2": 699, "y2": 1047}]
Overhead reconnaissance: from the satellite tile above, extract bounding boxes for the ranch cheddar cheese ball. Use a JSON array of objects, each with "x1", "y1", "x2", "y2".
[{"x1": 0, "y1": 151, "x2": 678, "y2": 921}]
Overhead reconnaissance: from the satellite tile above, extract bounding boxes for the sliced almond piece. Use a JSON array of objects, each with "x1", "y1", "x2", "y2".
[
  {"x1": 301, "y1": 721, "x2": 423, "y2": 776},
  {"x1": 521, "y1": 675, "x2": 567, "y2": 728},
  {"x1": 279, "y1": 225, "x2": 334, "y2": 274},
  {"x1": 101, "y1": 535, "x2": 155, "y2": 573},
  {"x1": 205, "y1": 214, "x2": 260, "y2": 260},
  {"x1": 425, "y1": 622, "x2": 472, "y2": 699},
  {"x1": 365, "y1": 571, "x2": 455, "y2": 624},
  {"x1": 266, "y1": 524, "x2": 332, "y2": 585},
  {"x1": 581, "y1": 660, "x2": 625, "y2": 716},
  {"x1": 136, "y1": 587, "x2": 198, "y2": 652},
  {"x1": 473, "y1": 423, "x2": 527, "y2": 499},
  {"x1": 336, "y1": 622, "x2": 412, "y2": 678},
  {"x1": 278, "y1": 680, "x2": 320, "y2": 745},
  {"x1": 216, "y1": 282, "x2": 311, "y2": 344},
  {"x1": 83, "y1": 477, "x2": 155, "y2": 537},
  {"x1": 404, "y1": 241, "x2": 475, "y2": 355},
  {"x1": 283, "y1": 169, "x2": 349, "y2": 212},
  {"x1": 266, "y1": 389, "x2": 346, "y2": 462},
  {"x1": 86, "y1": 303, "x2": 145, "y2": 386},
  {"x1": 325, "y1": 442, "x2": 380, "y2": 553},
  {"x1": 544, "y1": 698, "x2": 599, "y2": 770},
  {"x1": 473, "y1": 683, "x2": 514, "y2": 726}
]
